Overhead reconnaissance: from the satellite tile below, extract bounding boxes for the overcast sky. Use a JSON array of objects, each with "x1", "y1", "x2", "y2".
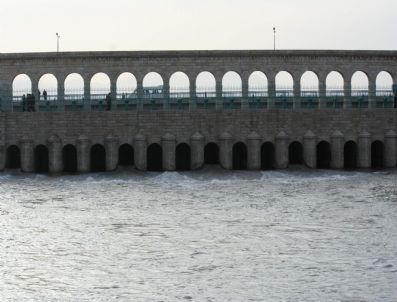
[{"x1": 1, "y1": 0, "x2": 396, "y2": 53}]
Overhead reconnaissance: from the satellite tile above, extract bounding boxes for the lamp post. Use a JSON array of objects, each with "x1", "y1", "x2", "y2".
[
  {"x1": 56, "y1": 33, "x2": 60, "y2": 53},
  {"x1": 273, "y1": 27, "x2": 276, "y2": 51}
]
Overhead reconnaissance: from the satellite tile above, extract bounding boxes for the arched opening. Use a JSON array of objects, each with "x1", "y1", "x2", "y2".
[
  {"x1": 326, "y1": 71, "x2": 344, "y2": 96},
  {"x1": 248, "y1": 71, "x2": 268, "y2": 97},
  {"x1": 289, "y1": 141, "x2": 303, "y2": 165},
  {"x1": 232, "y1": 142, "x2": 247, "y2": 170},
  {"x1": 261, "y1": 142, "x2": 275, "y2": 170},
  {"x1": 371, "y1": 141, "x2": 384, "y2": 169},
  {"x1": 116, "y1": 72, "x2": 137, "y2": 98},
  {"x1": 176, "y1": 143, "x2": 191, "y2": 171},
  {"x1": 12, "y1": 74, "x2": 32, "y2": 101},
  {"x1": 64, "y1": 73, "x2": 84, "y2": 100},
  {"x1": 147, "y1": 143, "x2": 163, "y2": 171},
  {"x1": 300, "y1": 71, "x2": 319, "y2": 96},
  {"x1": 351, "y1": 71, "x2": 369, "y2": 96},
  {"x1": 196, "y1": 71, "x2": 216, "y2": 97},
  {"x1": 118, "y1": 144, "x2": 134, "y2": 167},
  {"x1": 6, "y1": 145, "x2": 21, "y2": 169},
  {"x1": 376, "y1": 71, "x2": 393, "y2": 96},
  {"x1": 38, "y1": 74, "x2": 58, "y2": 100},
  {"x1": 90, "y1": 144, "x2": 106, "y2": 172},
  {"x1": 222, "y1": 71, "x2": 242, "y2": 97},
  {"x1": 204, "y1": 143, "x2": 219, "y2": 165},
  {"x1": 143, "y1": 72, "x2": 164, "y2": 98},
  {"x1": 34, "y1": 145, "x2": 49, "y2": 173},
  {"x1": 63, "y1": 144, "x2": 77, "y2": 173},
  {"x1": 90, "y1": 73, "x2": 111, "y2": 98},
  {"x1": 170, "y1": 72, "x2": 190, "y2": 98},
  {"x1": 276, "y1": 71, "x2": 294, "y2": 96},
  {"x1": 317, "y1": 141, "x2": 331, "y2": 169},
  {"x1": 344, "y1": 141, "x2": 357, "y2": 169}
]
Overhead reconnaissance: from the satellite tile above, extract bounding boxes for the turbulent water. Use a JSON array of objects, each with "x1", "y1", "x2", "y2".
[{"x1": 0, "y1": 168, "x2": 397, "y2": 302}]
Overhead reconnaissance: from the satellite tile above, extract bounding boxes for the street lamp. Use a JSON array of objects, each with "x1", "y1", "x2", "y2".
[
  {"x1": 273, "y1": 27, "x2": 276, "y2": 51},
  {"x1": 56, "y1": 33, "x2": 61, "y2": 53}
]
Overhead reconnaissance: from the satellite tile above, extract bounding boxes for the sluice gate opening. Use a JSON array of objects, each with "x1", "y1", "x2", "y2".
[
  {"x1": 261, "y1": 142, "x2": 275, "y2": 170},
  {"x1": 289, "y1": 142, "x2": 304, "y2": 166},
  {"x1": 344, "y1": 141, "x2": 358, "y2": 169},
  {"x1": 6, "y1": 145, "x2": 21, "y2": 169},
  {"x1": 147, "y1": 143, "x2": 163, "y2": 171},
  {"x1": 63, "y1": 145, "x2": 77, "y2": 173},
  {"x1": 91, "y1": 144, "x2": 106, "y2": 172},
  {"x1": 34, "y1": 145, "x2": 49, "y2": 173},
  {"x1": 371, "y1": 141, "x2": 384, "y2": 169},
  {"x1": 233, "y1": 142, "x2": 247, "y2": 170},
  {"x1": 317, "y1": 141, "x2": 332, "y2": 169},
  {"x1": 176, "y1": 143, "x2": 191, "y2": 171},
  {"x1": 118, "y1": 144, "x2": 134, "y2": 167},
  {"x1": 204, "y1": 143, "x2": 219, "y2": 166}
]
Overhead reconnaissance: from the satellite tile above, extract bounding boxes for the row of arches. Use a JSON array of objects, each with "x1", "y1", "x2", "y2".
[
  {"x1": 11, "y1": 70, "x2": 395, "y2": 99},
  {"x1": 4, "y1": 140, "x2": 388, "y2": 173}
]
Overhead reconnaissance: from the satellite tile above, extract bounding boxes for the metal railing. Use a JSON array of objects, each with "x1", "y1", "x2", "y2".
[{"x1": 1, "y1": 92, "x2": 395, "y2": 113}]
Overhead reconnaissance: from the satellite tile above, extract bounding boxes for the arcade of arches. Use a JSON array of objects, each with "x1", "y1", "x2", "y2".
[{"x1": 2, "y1": 135, "x2": 396, "y2": 173}]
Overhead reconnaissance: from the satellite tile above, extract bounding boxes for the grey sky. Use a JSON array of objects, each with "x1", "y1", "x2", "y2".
[{"x1": 1, "y1": 0, "x2": 396, "y2": 53}]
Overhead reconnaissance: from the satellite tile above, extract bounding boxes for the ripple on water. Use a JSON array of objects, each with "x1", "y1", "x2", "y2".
[{"x1": 0, "y1": 169, "x2": 397, "y2": 301}]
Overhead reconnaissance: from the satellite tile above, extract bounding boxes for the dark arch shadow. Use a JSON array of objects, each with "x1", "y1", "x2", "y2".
[
  {"x1": 344, "y1": 141, "x2": 357, "y2": 169},
  {"x1": 63, "y1": 144, "x2": 77, "y2": 173},
  {"x1": 317, "y1": 141, "x2": 332, "y2": 169},
  {"x1": 204, "y1": 143, "x2": 219, "y2": 165},
  {"x1": 233, "y1": 142, "x2": 247, "y2": 170},
  {"x1": 6, "y1": 145, "x2": 21, "y2": 169},
  {"x1": 289, "y1": 141, "x2": 304, "y2": 165},
  {"x1": 118, "y1": 144, "x2": 134, "y2": 167},
  {"x1": 176, "y1": 143, "x2": 191, "y2": 171},
  {"x1": 35, "y1": 145, "x2": 49, "y2": 173},
  {"x1": 261, "y1": 142, "x2": 275, "y2": 170},
  {"x1": 91, "y1": 144, "x2": 106, "y2": 172},
  {"x1": 371, "y1": 141, "x2": 384, "y2": 169},
  {"x1": 147, "y1": 143, "x2": 163, "y2": 171}
]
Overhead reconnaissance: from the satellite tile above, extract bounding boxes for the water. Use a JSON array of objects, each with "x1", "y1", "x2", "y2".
[{"x1": 1, "y1": 168, "x2": 396, "y2": 302}]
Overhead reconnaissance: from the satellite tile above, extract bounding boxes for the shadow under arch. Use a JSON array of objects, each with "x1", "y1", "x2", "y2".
[
  {"x1": 176, "y1": 143, "x2": 191, "y2": 171},
  {"x1": 317, "y1": 141, "x2": 332, "y2": 169},
  {"x1": 35, "y1": 144, "x2": 49, "y2": 173},
  {"x1": 90, "y1": 144, "x2": 106, "y2": 172},
  {"x1": 232, "y1": 142, "x2": 247, "y2": 170},
  {"x1": 63, "y1": 144, "x2": 77, "y2": 173},
  {"x1": 118, "y1": 144, "x2": 134, "y2": 167},
  {"x1": 147, "y1": 143, "x2": 163, "y2": 171},
  {"x1": 6, "y1": 145, "x2": 21, "y2": 169},
  {"x1": 344, "y1": 141, "x2": 357, "y2": 169},
  {"x1": 288, "y1": 141, "x2": 303, "y2": 166},
  {"x1": 261, "y1": 142, "x2": 275, "y2": 170},
  {"x1": 204, "y1": 142, "x2": 219, "y2": 165},
  {"x1": 371, "y1": 140, "x2": 384, "y2": 169}
]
